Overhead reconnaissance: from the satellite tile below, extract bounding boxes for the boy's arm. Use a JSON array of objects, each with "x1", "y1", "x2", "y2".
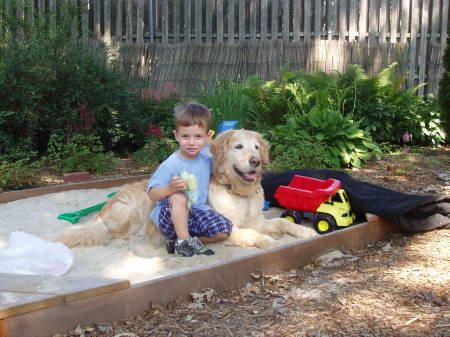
[{"x1": 148, "y1": 176, "x2": 187, "y2": 201}]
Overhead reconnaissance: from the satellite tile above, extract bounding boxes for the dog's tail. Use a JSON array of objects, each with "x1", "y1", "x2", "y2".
[{"x1": 51, "y1": 219, "x2": 112, "y2": 248}]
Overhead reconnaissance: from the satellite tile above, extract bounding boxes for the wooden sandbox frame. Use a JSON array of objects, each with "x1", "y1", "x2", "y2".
[{"x1": 0, "y1": 175, "x2": 396, "y2": 337}]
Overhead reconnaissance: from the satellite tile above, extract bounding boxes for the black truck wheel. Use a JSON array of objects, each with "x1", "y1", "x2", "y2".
[
  {"x1": 313, "y1": 213, "x2": 336, "y2": 234},
  {"x1": 280, "y1": 210, "x2": 301, "y2": 224}
]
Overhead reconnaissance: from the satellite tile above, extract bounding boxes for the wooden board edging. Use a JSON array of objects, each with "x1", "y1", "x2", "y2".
[
  {"x1": 0, "y1": 216, "x2": 396, "y2": 337},
  {"x1": 0, "y1": 175, "x2": 151, "y2": 204}
]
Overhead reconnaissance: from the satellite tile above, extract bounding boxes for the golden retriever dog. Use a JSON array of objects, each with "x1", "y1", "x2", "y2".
[
  {"x1": 54, "y1": 129, "x2": 311, "y2": 248},
  {"x1": 208, "y1": 129, "x2": 311, "y2": 248}
]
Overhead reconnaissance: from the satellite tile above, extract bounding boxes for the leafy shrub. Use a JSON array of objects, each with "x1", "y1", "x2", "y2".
[
  {"x1": 0, "y1": 159, "x2": 40, "y2": 190},
  {"x1": 132, "y1": 125, "x2": 178, "y2": 170},
  {"x1": 266, "y1": 135, "x2": 334, "y2": 172},
  {"x1": 0, "y1": 8, "x2": 137, "y2": 157},
  {"x1": 270, "y1": 106, "x2": 381, "y2": 168},
  {"x1": 43, "y1": 133, "x2": 119, "y2": 174},
  {"x1": 197, "y1": 80, "x2": 257, "y2": 132}
]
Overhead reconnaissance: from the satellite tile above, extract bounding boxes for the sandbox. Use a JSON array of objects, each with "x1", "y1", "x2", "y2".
[{"x1": 0, "y1": 176, "x2": 395, "y2": 337}]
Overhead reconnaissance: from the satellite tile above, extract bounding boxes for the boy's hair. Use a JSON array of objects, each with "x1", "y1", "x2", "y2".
[{"x1": 174, "y1": 102, "x2": 211, "y2": 131}]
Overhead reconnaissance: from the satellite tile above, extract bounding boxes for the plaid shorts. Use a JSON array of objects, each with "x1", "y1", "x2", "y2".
[{"x1": 157, "y1": 198, "x2": 233, "y2": 239}]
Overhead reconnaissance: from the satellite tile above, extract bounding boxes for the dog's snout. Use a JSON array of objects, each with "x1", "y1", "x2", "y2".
[{"x1": 249, "y1": 156, "x2": 261, "y2": 167}]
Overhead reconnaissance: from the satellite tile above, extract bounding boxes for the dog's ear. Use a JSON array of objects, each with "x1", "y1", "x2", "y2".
[
  {"x1": 252, "y1": 131, "x2": 270, "y2": 164},
  {"x1": 210, "y1": 129, "x2": 235, "y2": 163}
]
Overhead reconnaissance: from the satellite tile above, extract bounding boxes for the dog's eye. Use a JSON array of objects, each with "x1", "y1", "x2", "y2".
[
  {"x1": 255, "y1": 144, "x2": 259, "y2": 150},
  {"x1": 235, "y1": 144, "x2": 243, "y2": 149}
]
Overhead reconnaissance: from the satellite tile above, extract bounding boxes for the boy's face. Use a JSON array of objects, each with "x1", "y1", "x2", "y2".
[{"x1": 173, "y1": 124, "x2": 211, "y2": 160}]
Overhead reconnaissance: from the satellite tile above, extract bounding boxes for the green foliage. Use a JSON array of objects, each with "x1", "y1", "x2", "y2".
[
  {"x1": 0, "y1": 7, "x2": 138, "y2": 157},
  {"x1": 269, "y1": 107, "x2": 381, "y2": 168},
  {"x1": 197, "y1": 80, "x2": 257, "y2": 132},
  {"x1": 438, "y1": 37, "x2": 450, "y2": 141},
  {"x1": 132, "y1": 132, "x2": 178, "y2": 170},
  {"x1": 43, "y1": 133, "x2": 120, "y2": 174},
  {"x1": 266, "y1": 135, "x2": 334, "y2": 172},
  {"x1": 0, "y1": 159, "x2": 40, "y2": 190}
]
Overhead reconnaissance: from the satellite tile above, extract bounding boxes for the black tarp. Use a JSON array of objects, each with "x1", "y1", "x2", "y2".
[{"x1": 261, "y1": 169, "x2": 450, "y2": 232}]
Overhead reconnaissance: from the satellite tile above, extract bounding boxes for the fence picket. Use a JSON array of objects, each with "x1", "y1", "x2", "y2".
[
  {"x1": 400, "y1": 0, "x2": 410, "y2": 44},
  {"x1": 418, "y1": 0, "x2": 430, "y2": 95},
  {"x1": 162, "y1": 0, "x2": 168, "y2": 43},
  {"x1": 293, "y1": 0, "x2": 301, "y2": 41},
  {"x1": 304, "y1": 0, "x2": 311, "y2": 41},
  {"x1": 408, "y1": 0, "x2": 420, "y2": 88},
  {"x1": 339, "y1": 0, "x2": 347, "y2": 41},
  {"x1": 359, "y1": 0, "x2": 368, "y2": 41},
  {"x1": 261, "y1": 0, "x2": 268, "y2": 40},
  {"x1": 441, "y1": 0, "x2": 449, "y2": 52},
  {"x1": 390, "y1": 0, "x2": 398, "y2": 43},
  {"x1": 272, "y1": 0, "x2": 279, "y2": 40},
  {"x1": 368, "y1": 0, "x2": 379, "y2": 44},
  {"x1": 195, "y1": 0, "x2": 202, "y2": 42},
  {"x1": 126, "y1": 0, "x2": 132, "y2": 42},
  {"x1": 206, "y1": 0, "x2": 212, "y2": 42},
  {"x1": 348, "y1": 0, "x2": 357, "y2": 41},
  {"x1": 184, "y1": 0, "x2": 191, "y2": 42},
  {"x1": 81, "y1": 0, "x2": 88, "y2": 41},
  {"x1": 239, "y1": 0, "x2": 245, "y2": 41},
  {"x1": 282, "y1": 0, "x2": 290, "y2": 40},
  {"x1": 314, "y1": 0, "x2": 321, "y2": 40},
  {"x1": 379, "y1": 0, "x2": 387, "y2": 42},
  {"x1": 217, "y1": 0, "x2": 223, "y2": 42},
  {"x1": 173, "y1": 0, "x2": 180, "y2": 43},
  {"x1": 228, "y1": 0, "x2": 235, "y2": 42}
]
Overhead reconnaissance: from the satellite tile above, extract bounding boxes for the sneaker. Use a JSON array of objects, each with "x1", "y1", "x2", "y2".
[
  {"x1": 166, "y1": 239, "x2": 176, "y2": 254},
  {"x1": 175, "y1": 237, "x2": 215, "y2": 257}
]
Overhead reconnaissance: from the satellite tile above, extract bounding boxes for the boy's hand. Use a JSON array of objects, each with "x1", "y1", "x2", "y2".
[{"x1": 170, "y1": 176, "x2": 187, "y2": 192}]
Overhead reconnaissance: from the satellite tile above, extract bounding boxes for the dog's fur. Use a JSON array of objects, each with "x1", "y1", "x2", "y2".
[{"x1": 54, "y1": 129, "x2": 311, "y2": 248}]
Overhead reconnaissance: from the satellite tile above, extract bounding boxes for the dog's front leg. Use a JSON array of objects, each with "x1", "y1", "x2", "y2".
[{"x1": 227, "y1": 228, "x2": 277, "y2": 249}]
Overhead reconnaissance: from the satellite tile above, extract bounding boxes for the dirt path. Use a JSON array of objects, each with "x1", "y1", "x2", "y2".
[{"x1": 52, "y1": 147, "x2": 449, "y2": 337}]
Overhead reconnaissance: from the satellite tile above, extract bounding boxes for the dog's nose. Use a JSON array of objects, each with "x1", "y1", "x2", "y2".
[{"x1": 249, "y1": 156, "x2": 261, "y2": 167}]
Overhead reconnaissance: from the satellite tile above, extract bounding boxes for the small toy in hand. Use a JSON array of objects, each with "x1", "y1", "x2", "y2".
[{"x1": 180, "y1": 169, "x2": 198, "y2": 208}]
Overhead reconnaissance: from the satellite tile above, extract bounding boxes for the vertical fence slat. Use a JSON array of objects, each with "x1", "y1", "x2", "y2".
[
  {"x1": 206, "y1": 0, "x2": 212, "y2": 42},
  {"x1": 408, "y1": 0, "x2": 420, "y2": 88},
  {"x1": 368, "y1": 0, "x2": 379, "y2": 44},
  {"x1": 49, "y1": 0, "x2": 56, "y2": 31},
  {"x1": 282, "y1": 0, "x2": 289, "y2": 40},
  {"x1": 116, "y1": 0, "x2": 123, "y2": 42},
  {"x1": 429, "y1": 0, "x2": 439, "y2": 43},
  {"x1": 238, "y1": 0, "x2": 245, "y2": 41},
  {"x1": 390, "y1": 0, "x2": 399, "y2": 43},
  {"x1": 418, "y1": 0, "x2": 430, "y2": 95},
  {"x1": 195, "y1": 0, "x2": 202, "y2": 42},
  {"x1": 272, "y1": 0, "x2": 279, "y2": 40},
  {"x1": 217, "y1": 0, "x2": 223, "y2": 42},
  {"x1": 400, "y1": 0, "x2": 410, "y2": 44},
  {"x1": 162, "y1": 0, "x2": 169, "y2": 43},
  {"x1": 126, "y1": 0, "x2": 132, "y2": 42},
  {"x1": 314, "y1": 0, "x2": 322, "y2": 40},
  {"x1": 184, "y1": 0, "x2": 191, "y2": 42},
  {"x1": 304, "y1": 0, "x2": 311, "y2": 41},
  {"x1": 261, "y1": 0, "x2": 267, "y2": 40},
  {"x1": 81, "y1": 0, "x2": 88, "y2": 42},
  {"x1": 104, "y1": 0, "x2": 111, "y2": 42},
  {"x1": 293, "y1": 0, "x2": 300, "y2": 41},
  {"x1": 148, "y1": 0, "x2": 154, "y2": 42},
  {"x1": 228, "y1": 0, "x2": 235, "y2": 42},
  {"x1": 338, "y1": 0, "x2": 347, "y2": 41},
  {"x1": 359, "y1": 0, "x2": 368, "y2": 41},
  {"x1": 379, "y1": 0, "x2": 387, "y2": 42},
  {"x1": 93, "y1": 0, "x2": 100, "y2": 39},
  {"x1": 250, "y1": 0, "x2": 256, "y2": 41},
  {"x1": 173, "y1": 0, "x2": 180, "y2": 43},
  {"x1": 136, "y1": 0, "x2": 144, "y2": 43},
  {"x1": 441, "y1": 0, "x2": 449, "y2": 51},
  {"x1": 348, "y1": 0, "x2": 357, "y2": 41},
  {"x1": 27, "y1": 0, "x2": 34, "y2": 25}
]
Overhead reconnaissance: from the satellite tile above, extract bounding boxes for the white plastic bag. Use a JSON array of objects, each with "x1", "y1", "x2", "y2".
[{"x1": 0, "y1": 231, "x2": 73, "y2": 276}]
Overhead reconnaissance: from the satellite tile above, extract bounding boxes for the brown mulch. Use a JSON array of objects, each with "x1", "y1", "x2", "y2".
[{"x1": 46, "y1": 146, "x2": 448, "y2": 337}]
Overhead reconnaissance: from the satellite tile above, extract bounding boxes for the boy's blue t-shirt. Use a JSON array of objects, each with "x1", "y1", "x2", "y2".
[{"x1": 147, "y1": 151, "x2": 212, "y2": 227}]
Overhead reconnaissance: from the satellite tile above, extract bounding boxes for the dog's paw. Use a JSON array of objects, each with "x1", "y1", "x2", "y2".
[{"x1": 255, "y1": 235, "x2": 278, "y2": 249}]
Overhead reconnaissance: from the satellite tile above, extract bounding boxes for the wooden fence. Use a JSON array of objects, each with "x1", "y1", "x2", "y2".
[{"x1": 1, "y1": 0, "x2": 449, "y2": 95}]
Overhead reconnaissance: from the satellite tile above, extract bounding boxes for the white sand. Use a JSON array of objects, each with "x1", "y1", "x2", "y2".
[{"x1": 0, "y1": 188, "x2": 318, "y2": 284}]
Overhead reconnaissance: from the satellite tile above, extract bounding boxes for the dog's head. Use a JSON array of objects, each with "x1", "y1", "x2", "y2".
[{"x1": 210, "y1": 129, "x2": 269, "y2": 196}]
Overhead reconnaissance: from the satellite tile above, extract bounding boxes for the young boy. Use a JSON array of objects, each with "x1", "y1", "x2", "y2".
[{"x1": 147, "y1": 102, "x2": 232, "y2": 257}]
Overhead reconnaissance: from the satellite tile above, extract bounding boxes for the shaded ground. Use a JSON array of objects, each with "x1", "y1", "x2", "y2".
[{"x1": 45, "y1": 146, "x2": 449, "y2": 337}]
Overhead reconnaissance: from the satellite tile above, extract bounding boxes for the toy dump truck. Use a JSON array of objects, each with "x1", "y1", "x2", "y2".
[{"x1": 274, "y1": 175, "x2": 355, "y2": 234}]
